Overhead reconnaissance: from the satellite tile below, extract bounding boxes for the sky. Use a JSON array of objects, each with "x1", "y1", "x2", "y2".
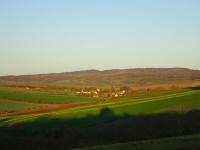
[{"x1": 0, "y1": 0, "x2": 200, "y2": 75}]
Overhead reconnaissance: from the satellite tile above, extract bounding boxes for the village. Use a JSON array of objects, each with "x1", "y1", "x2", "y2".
[{"x1": 76, "y1": 88, "x2": 127, "y2": 98}]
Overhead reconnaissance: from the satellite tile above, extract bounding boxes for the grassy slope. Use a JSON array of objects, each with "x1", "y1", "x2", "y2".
[
  {"x1": 0, "y1": 99, "x2": 41, "y2": 112},
  {"x1": 54, "y1": 90, "x2": 200, "y2": 118},
  {"x1": 73, "y1": 134, "x2": 200, "y2": 150},
  {"x1": 0, "y1": 92, "x2": 96, "y2": 104}
]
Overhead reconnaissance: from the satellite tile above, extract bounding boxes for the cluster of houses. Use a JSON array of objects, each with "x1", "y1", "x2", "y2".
[
  {"x1": 76, "y1": 88, "x2": 126, "y2": 99},
  {"x1": 76, "y1": 89, "x2": 101, "y2": 97}
]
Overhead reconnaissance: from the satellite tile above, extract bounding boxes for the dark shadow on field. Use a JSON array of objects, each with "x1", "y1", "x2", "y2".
[
  {"x1": 188, "y1": 86, "x2": 200, "y2": 90},
  {"x1": 0, "y1": 109, "x2": 200, "y2": 150}
]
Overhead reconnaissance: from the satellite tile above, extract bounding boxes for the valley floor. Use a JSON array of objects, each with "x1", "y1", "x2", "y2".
[{"x1": 0, "y1": 88, "x2": 200, "y2": 150}]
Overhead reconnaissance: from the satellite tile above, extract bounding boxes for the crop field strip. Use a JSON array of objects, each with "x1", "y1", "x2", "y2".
[
  {"x1": 0, "y1": 99, "x2": 42, "y2": 112},
  {"x1": 1, "y1": 90, "x2": 199, "y2": 127},
  {"x1": 0, "y1": 91, "x2": 96, "y2": 104}
]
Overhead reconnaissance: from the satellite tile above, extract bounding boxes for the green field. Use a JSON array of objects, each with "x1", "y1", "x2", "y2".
[
  {"x1": 0, "y1": 99, "x2": 41, "y2": 112},
  {"x1": 0, "y1": 89, "x2": 200, "y2": 150},
  {"x1": 0, "y1": 92, "x2": 96, "y2": 104},
  {"x1": 1, "y1": 90, "x2": 200, "y2": 125},
  {"x1": 51, "y1": 90, "x2": 200, "y2": 121}
]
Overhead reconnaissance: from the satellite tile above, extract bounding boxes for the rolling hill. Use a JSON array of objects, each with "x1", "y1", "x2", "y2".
[{"x1": 0, "y1": 68, "x2": 200, "y2": 88}]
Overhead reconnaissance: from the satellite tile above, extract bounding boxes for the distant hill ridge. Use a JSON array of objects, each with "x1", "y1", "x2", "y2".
[{"x1": 0, "y1": 68, "x2": 200, "y2": 87}]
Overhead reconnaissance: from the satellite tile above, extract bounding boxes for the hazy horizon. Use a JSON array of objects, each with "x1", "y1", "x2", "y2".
[
  {"x1": 0, "y1": 67, "x2": 199, "y2": 77},
  {"x1": 1, "y1": 0, "x2": 200, "y2": 75}
]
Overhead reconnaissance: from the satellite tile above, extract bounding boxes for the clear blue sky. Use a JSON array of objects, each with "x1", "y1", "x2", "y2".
[{"x1": 0, "y1": 0, "x2": 200, "y2": 75}]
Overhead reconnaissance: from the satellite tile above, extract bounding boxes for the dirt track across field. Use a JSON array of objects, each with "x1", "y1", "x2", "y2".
[{"x1": 0, "y1": 102, "x2": 96, "y2": 117}]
